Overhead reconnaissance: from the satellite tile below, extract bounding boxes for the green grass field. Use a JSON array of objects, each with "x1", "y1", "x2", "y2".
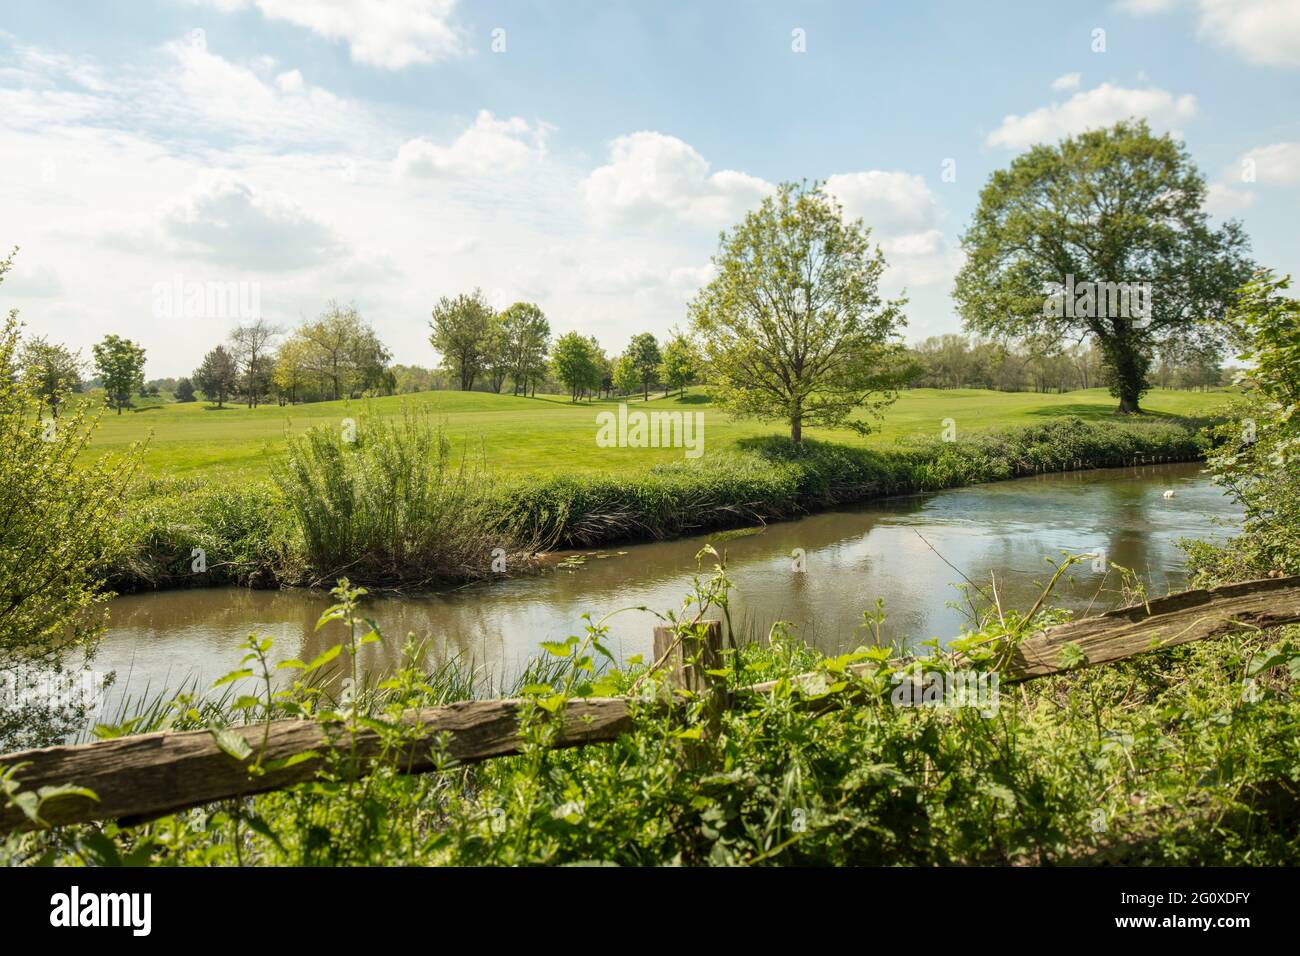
[{"x1": 78, "y1": 386, "x2": 1234, "y2": 480}]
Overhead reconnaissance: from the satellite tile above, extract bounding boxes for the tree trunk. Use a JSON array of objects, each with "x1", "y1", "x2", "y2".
[{"x1": 790, "y1": 414, "x2": 802, "y2": 443}]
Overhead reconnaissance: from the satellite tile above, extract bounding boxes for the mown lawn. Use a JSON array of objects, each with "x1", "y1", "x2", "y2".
[{"x1": 77, "y1": 386, "x2": 1234, "y2": 480}]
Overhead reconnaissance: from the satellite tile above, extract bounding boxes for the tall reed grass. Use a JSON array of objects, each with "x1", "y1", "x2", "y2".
[{"x1": 272, "y1": 410, "x2": 522, "y2": 587}]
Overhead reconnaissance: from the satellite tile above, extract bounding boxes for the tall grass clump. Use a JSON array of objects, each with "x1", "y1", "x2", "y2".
[{"x1": 272, "y1": 410, "x2": 521, "y2": 587}]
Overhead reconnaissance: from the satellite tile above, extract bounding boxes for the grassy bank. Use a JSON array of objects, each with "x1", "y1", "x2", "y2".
[
  {"x1": 80, "y1": 385, "x2": 1228, "y2": 480},
  {"x1": 106, "y1": 413, "x2": 1210, "y2": 592}
]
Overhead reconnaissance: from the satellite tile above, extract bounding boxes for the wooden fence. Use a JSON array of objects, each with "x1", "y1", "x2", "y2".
[{"x1": 2, "y1": 575, "x2": 1298, "y2": 835}]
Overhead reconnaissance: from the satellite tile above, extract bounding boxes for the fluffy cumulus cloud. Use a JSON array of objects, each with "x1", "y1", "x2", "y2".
[
  {"x1": 1051, "y1": 72, "x2": 1082, "y2": 92},
  {"x1": 1198, "y1": 0, "x2": 1300, "y2": 66},
  {"x1": 986, "y1": 83, "x2": 1197, "y2": 148},
  {"x1": 1119, "y1": 0, "x2": 1300, "y2": 68},
  {"x1": 824, "y1": 171, "x2": 942, "y2": 236},
  {"x1": 116, "y1": 175, "x2": 347, "y2": 271},
  {"x1": 1239, "y1": 142, "x2": 1300, "y2": 184},
  {"x1": 575, "y1": 259, "x2": 715, "y2": 299},
  {"x1": 582, "y1": 131, "x2": 773, "y2": 227},
  {"x1": 823, "y1": 171, "x2": 959, "y2": 289},
  {"x1": 190, "y1": 0, "x2": 465, "y2": 69},
  {"x1": 395, "y1": 110, "x2": 551, "y2": 178},
  {"x1": 1205, "y1": 182, "x2": 1256, "y2": 216}
]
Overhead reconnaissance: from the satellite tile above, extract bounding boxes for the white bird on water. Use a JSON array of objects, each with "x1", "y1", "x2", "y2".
[{"x1": 1162, "y1": 490, "x2": 1176, "y2": 499}]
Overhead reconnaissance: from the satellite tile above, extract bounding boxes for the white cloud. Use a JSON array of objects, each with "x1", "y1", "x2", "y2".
[
  {"x1": 823, "y1": 171, "x2": 959, "y2": 289},
  {"x1": 986, "y1": 83, "x2": 1197, "y2": 148},
  {"x1": 0, "y1": 260, "x2": 63, "y2": 299},
  {"x1": 111, "y1": 174, "x2": 347, "y2": 271},
  {"x1": 1114, "y1": 0, "x2": 1180, "y2": 13},
  {"x1": 1051, "y1": 72, "x2": 1081, "y2": 91},
  {"x1": 191, "y1": 0, "x2": 465, "y2": 69},
  {"x1": 395, "y1": 111, "x2": 551, "y2": 178},
  {"x1": 582, "y1": 131, "x2": 773, "y2": 227},
  {"x1": 574, "y1": 259, "x2": 715, "y2": 299},
  {"x1": 151, "y1": 38, "x2": 380, "y2": 148},
  {"x1": 1199, "y1": 0, "x2": 1300, "y2": 66},
  {"x1": 1205, "y1": 183, "x2": 1256, "y2": 216},
  {"x1": 824, "y1": 171, "x2": 942, "y2": 235},
  {"x1": 1119, "y1": 0, "x2": 1300, "y2": 67},
  {"x1": 1239, "y1": 141, "x2": 1300, "y2": 183},
  {"x1": 275, "y1": 69, "x2": 303, "y2": 93}
]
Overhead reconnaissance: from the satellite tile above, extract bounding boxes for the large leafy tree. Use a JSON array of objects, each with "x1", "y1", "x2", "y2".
[
  {"x1": 429, "y1": 290, "x2": 493, "y2": 391},
  {"x1": 192, "y1": 344, "x2": 238, "y2": 408},
  {"x1": 298, "y1": 302, "x2": 389, "y2": 400},
  {"x1": 953, "y1": 120, "x2": 1253, "y2": 414},
  {"x1": 690, "y1": 181, "x2": 907, "y2": 443},
  {"x1": 18, "y1": 336, "x2": 82, "y2": 418},
  {"x1": 91, "y1": 334, "x2": 146, "y2": 415}
]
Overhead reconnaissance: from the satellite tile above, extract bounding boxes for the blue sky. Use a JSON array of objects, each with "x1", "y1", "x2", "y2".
[{"x1": 3, "y1": 0, "x2": 1299, "y2": 377}]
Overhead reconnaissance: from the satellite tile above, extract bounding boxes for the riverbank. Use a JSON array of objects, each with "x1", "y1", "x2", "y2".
[
  {"x1": 11, "y1": 564, "x2": 1300, "y2": 867},
  {"x1": 104, "y1": 415, "x2": 1211, "y2": 594}
]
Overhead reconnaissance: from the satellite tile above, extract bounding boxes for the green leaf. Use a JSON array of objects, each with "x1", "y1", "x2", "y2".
[
  {"x1": 209, "y1": 727, "x2": 253, "y2": 762},
  {"x1": 304, "y1": 644, "x2": 343, "y2": 673},
  {"x1": 212, "y1": 668, "x2": 254, "y2": 688}
]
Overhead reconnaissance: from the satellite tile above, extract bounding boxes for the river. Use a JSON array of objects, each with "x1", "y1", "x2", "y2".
[{"x1": 88, "y1": 461, "x2": 1240, "y2": 724}]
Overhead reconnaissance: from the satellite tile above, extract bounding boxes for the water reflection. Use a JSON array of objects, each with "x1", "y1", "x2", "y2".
[{"x1": 94, "y1": 462, "x2": 1239, "y2": 722}]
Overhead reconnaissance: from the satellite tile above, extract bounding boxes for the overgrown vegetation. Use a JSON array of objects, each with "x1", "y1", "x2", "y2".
[
  {"x1": 1187, "y1": 270, "x2": 1300, "y2": 584},
  {"x1": 0, "y1": 251, "x2": 141, "y2": 751},
  {"x1": 4, "y1": 554, "x2": 1298, "y2": 866}
]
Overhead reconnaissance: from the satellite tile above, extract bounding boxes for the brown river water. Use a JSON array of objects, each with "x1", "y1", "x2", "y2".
[{"x1": 87, "y1": 462, "x2": 1240, "y2": 724}]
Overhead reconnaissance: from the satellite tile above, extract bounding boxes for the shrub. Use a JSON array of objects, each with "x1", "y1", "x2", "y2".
[{"x1": 271, "y1": 410, "x2": 518, "y2": 586}]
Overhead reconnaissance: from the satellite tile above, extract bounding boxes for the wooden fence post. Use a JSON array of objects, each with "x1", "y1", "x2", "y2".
[
  {"x1": 652, "y1": 620, "x2": 724, "y2": 693},
  {"x1": 652, "y1": 620, "x2": 725, "y2": 767}
]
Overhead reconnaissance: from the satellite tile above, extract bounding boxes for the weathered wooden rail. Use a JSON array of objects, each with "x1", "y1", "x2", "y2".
[{"x1": 2, "y1": 575, "x2": 1298, "y2": 834}]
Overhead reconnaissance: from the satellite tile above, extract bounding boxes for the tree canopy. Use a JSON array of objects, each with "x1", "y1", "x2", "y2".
[
  {"x1": 953, "y1": 120, "x2": 1253, "y2": 414},
  {"x1": 690, "y1": 181, "x2": 907, "y2": 442}
]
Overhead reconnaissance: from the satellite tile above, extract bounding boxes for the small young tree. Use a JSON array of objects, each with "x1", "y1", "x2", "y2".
[
  {"x1": 230, "y1": 318, "x2": 282, "y2": 408},
  {"x1": 91, "y1": 334, "x2": 146, "y2": 415},
  {"x1": 691, "y1": 181, "x2": 908, "y2": 442},
  {"x1": 18, "y1": 336, "x2": 82, "y2": 418},
  {"x1": 551, "y1": 331, "x2": 600, "y2": 402},
  {"x1": 613, "y1": 353, "x2": 640, "y2": 397},
  {"x1": 626, "y1": 333, "x2": 661, "y2": 402},
  {"x1": 192, "y1": 344, "x2": 238, "y2": 408},
  {"x1": 658, "y1": 333, "x2": 698, "y2": 397}
]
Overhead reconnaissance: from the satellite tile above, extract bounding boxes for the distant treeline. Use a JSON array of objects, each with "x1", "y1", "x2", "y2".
[{"x1": 902, "y1": 334, "x2": 1229, "y2": 394}]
